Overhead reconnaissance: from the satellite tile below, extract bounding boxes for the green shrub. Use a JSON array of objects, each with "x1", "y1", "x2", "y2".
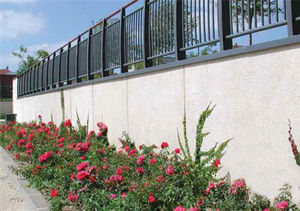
[{"x1": 0, "y1": 106, "x2": 298, "y2": 211}]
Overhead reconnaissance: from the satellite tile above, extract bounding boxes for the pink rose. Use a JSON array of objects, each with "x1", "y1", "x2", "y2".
[
  {"x1": 165, "y1": 165, "x2": 175, "y2": 175},
  {"x1": 137, "y1": 155, "x2": 145, "y2": 165}
]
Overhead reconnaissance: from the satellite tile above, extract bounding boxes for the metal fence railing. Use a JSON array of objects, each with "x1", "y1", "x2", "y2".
[{"x1": 17, "y1": 0, "x2": 300, "y2": 97}]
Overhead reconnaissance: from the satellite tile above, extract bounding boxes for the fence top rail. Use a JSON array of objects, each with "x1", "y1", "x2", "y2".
[{"x1": 17, "y1": 0, "x2": 138, "y2": 77}]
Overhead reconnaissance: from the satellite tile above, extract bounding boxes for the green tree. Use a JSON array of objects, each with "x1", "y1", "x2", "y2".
[
  {"x1": 12, "y1": 45, "x2": 49, "y2": 74},
  {"x1": 232, "y1": 0, "x2": 282, "y2": 45}
]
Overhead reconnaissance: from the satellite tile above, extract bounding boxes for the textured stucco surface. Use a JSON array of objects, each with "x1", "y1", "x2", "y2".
[{"x1": 13, "y1": 43, "x2": 300, "y2": 203}]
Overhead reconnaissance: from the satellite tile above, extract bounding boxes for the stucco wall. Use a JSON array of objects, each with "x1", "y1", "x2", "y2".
[
  {"x1": 0, "y1": 101, "x2": 13, "y2": 114},
  {"x1": 13, "y1": 43, "x2": 300, "y2": 203}
]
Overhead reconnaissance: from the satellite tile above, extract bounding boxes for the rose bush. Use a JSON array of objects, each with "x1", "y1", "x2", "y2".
[{"x1": 0, "y1": 106, "x2": 298, "y2": 210}]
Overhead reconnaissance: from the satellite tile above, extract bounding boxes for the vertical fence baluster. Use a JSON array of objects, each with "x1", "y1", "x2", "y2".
[
  {"x1": 175, "y1": 0, "x2": 186, "y2": 60},
  {"x1": 218, "y1": 0, "x2": 233, "y2": 51},
  {"x1": 87, "y1": 29, "x2": 93, "y2": 80},
  {"x1": 46, "y1": 56, "x2": 50, "y2": 89},
  {"x1": 101, "y1": 19, "x2": 107, "y2": 77},
  {"x1": 143, "y1": 0, "x2": 153, "y2": 67},
  {"x1": 287, "y1": 0, "x2": 300, "y2": 36},
  {"x1": 33, "y1": 66, "x2": 35, "y2": 92},
  {"x1": 120, "y1": 8, "x2": 128, "y2": 73},
  {"x1": 66, "y1": 43, "x2": 71, "y2": 84},
  {"x1": 52, "y1": 53, "x2": 55, "y2": 88},
  {"x1": 59, "y1": 48, "x2": 62, "y2": 87},
  {"x1": 76, "y1": 36, "x2": 81, "y2": 83},
  {"x1": 41, "y1": 60, "x2": 44, "y2": 91},
  {"x1": 261, "y1": 0, "x2": 264, "y2": 26}
]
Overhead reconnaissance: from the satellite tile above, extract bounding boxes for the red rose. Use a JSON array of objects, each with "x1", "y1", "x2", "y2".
[
  {"x1": 165, "y1": 165, "x2": 175, "y2": 175},
  {"x1": 174, "y1": 206, "x2": 186, "y2": 211},
  {"x1": 25, "y1": 142, "x2": 33, "y2": 149},
  {"x1": 97, "y1": 122, "x2": 108, "y2": 131},
  {"x1": 57, "y1": 143, "x2": 64, "y2": 148},
  {"x1": 116, "y1": 167, "x2": 123, "y2": 175},
  {"x1": 137, "y1": 156, "x2": 145, "y2": 165},
  {"x1": 129, "y1": 148, "x2": 137, "y2": 155},
  {"x1": 136, "y1": 167, "x2": 144, "y2": 174},
  {"x1": 161, "y1": 142, "x2": 169, "y2": 149},
  {"x1": 97, "y1": 132, "x2": 103, "y2": 138},
  {"x1": 90, "y1": 176, "x2": 95, "y2": 183},
  {"x1": 57, "y1": 137, "x2": 65, "y2": 143},
  {"x1": 156, "y1": 175, "x2": 165, "y2": 183},
  {"x1": 17, "y1": 139, "x2": 27, "y2": 147},
  {"x1": 214, "y1": 159, "x2": 221, "y2": 168},
  {"x1": 148, "y1": 195, "x2": 155, "y2": 203},
  {"x1": 68, "y1": 191, "x2": 79, "y2": 202},
  {"x1": 50, "y1": 189, "x2": 58, "y2": 198},
  {"x1": 5, "y1": 145, "x2": 12, "y2": 151},
  {"x1": 76, "y1": 162, "x2": 88, "y2": 171},
  {"x1": 39, "y1": 152, "x2": 52, "y2": 163},
  {"x1": 75, "y1": 142, "x2": 89, "y2": 152},
  {"x1": 110, "y1": 193, "x2": 116, "y2": 199},
  {"x1": 70, "y1": 173, "x2": 75, "y2": 181},
  {"x1": 76, "y1": 171, "x2": 90, "y2": 181},
  {"x1": 26, "y1": 149, "x2": 33, "y2": 154},
  {"x1": 150, "y1": 158, "x2": 156, "y2": 164},
  {"x1": 28, "y1": 134, "x2": 34, "y2": 141},
  {"x1": 63, "y1": 119, "x2": 72, "y2": 127},
  {"x1": 14, "y1": 153, "x2": 20, "y2": 160},
  {"x1": 174, "y1": 148, "x2": 180, "y2": 154}
]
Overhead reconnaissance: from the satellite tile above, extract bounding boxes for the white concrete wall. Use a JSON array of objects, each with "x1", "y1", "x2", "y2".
[
  {"x1": 13, "y1": 43, "x2": 300, "y2": 203},
  {"x1": 0, "y1": 101, "x2": 13, "y2": 114}
]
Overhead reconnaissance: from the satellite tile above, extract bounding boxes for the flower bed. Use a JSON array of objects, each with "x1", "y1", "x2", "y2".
[{"x1": 0, "y1": 107, "x2": 298, "y2": 211}]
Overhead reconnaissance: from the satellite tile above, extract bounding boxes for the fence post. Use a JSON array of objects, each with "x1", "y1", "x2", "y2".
[
  {"x1": 58, "y1": 48, "x2": 63, "y2": 87},
  {"x1": 120, "y1": 7, "x2": 128, "y2": 73},
  {"x1": 33, "y1": 66, "x2": 36, "y2": 92},
  {"x1": 46, "y1": 56, "x2": 50, "y2": 89},
  {"x1": 218, "y1": 0, "x2": 232, "y2": 51},
  {"x1": 76, "y1": 36, "x2": 81, "y2": 83},
  {"x1": 28, "y1": 69, "x2": 31, "y2": 94},
  {"x1": 24, "y1": 69, "x2": 30, "y2": 94},
  {"x1": 101, "y1": 19, "x2": 107, "y2": 77},
  {"x1": 287, "y1": 0, "x2": 300, "y2": 36},
  {"x1": 41, "y1": 60, "x2": 44, "y2": 91},
  {"x1": 52, "y1": 53, "x2": 56, "y2": 88},
  {"x1": 24, "y1": 71, "x2": 26, "y2": 94},
  {"x1": 66, "y1": 43, "x2": 71, "y2": 84},
  {"x1": 87, "y1": 29, "x2": 93, "y2": 80},
  {"x1": 143, "y1": 0, "x2": 152, "y2": 68},
  {"x1": 174, "y1": 0, "x2": 186, "y2": 61},
  {"x1": 37, "y1": 65, "x2": 39, "y2": 92},
  {"x1": 23, "y1": 73, "x2": 25, "y2": 96}
]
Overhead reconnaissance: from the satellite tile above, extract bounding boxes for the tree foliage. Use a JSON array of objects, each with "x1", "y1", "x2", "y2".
[{"x1": 12, "y1": 45, "x2": 49, "y2": 74}]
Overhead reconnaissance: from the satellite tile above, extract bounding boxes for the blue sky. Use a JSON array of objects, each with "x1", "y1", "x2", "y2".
[{"x1": 0, "y1": 0, "x2": 143, "y2": 71}]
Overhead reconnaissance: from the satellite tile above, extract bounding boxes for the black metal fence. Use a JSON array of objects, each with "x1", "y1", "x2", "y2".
[{"x1": 17, "y1": 0, "x2": 300, "y2": 97}]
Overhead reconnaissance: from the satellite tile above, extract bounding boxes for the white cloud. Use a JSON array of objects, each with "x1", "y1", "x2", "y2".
[
  {"x1": 0, "y1": 41, "x2": 66, "y2": 72},
  {"x1": 26, "y1": 41, "x2": 66, "y2": 55},
  {"x1": 0, "y1": 10, "x2": 45, "y2": 39}
]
